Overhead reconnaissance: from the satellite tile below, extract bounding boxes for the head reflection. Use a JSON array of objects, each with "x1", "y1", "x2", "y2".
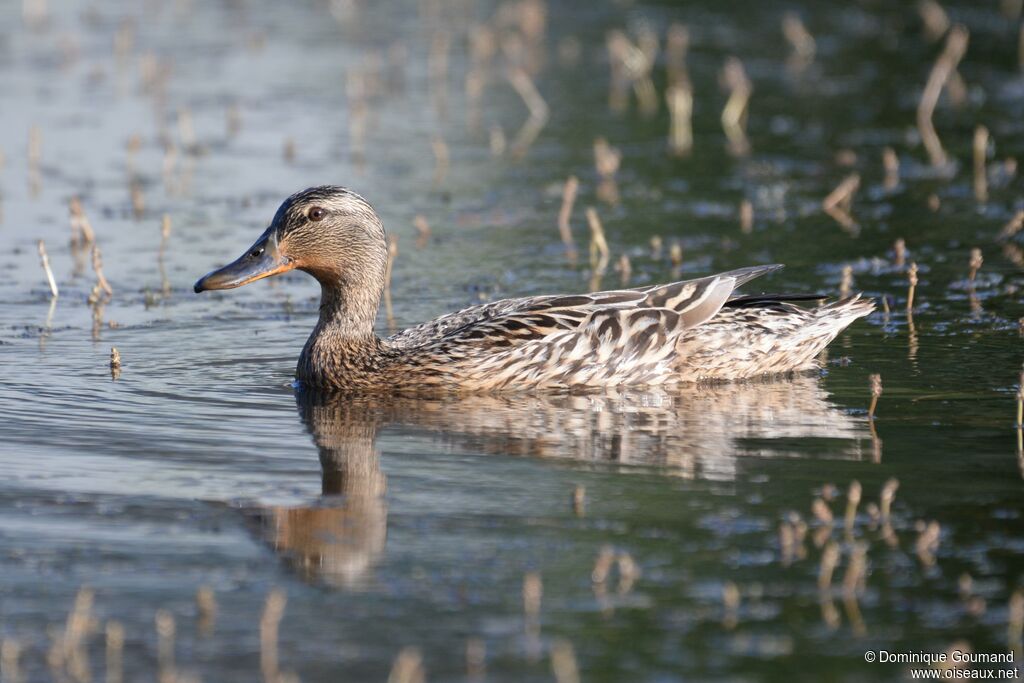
[{"x1": 255, "y1": 376, "x2": 869, "y2": 587}]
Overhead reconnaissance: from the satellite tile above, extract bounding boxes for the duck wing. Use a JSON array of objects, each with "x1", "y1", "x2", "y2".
[{"x1": 387, "y1": 264, "x2": 782, "y2": 351}]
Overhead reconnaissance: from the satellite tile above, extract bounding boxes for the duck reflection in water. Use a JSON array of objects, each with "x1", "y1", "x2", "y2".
[{"x1": 254, "y1": 375, "x2": 871, "y2": 587}]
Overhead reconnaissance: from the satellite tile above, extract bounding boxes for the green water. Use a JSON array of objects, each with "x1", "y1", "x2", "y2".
[{"x1": 1, "y1": 1, "x2": 1023, "y2": 681}]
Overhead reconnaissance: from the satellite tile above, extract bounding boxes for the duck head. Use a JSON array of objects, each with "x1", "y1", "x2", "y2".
[{"x1": 193, "y1": 186, "x2": 387, "y2": 297}]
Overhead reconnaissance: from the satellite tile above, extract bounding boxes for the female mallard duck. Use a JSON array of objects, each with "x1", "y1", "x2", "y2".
[{"x1": 194, "y1": 186, "x2": 873, "y2": 393}]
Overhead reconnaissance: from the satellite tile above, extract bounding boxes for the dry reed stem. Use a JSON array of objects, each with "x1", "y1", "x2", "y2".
[
  {"x1": 894, "y1": 238, "x2": 907, "y2": 267},
  {"x1": 550, "y1": 639, "x2": 580, "y2": 683},
  {"x1": 1015, "y1": 367, "x2": 1023, "y2": 428},
  {"x1": 919, "y1": 0, "x2": 950, "y2": 42},
  {"x1": 557, "y1": 176, "x2": 578, "y2": 252},
  {"x1": 104, "y1": 621, "x2": 123, "y2": 683},
  {"x1": 906, "y1": 262, "x2": 919, "y2": 311},
  {"x1": 883, "y1": 147, "x2": 900, "y2": 190},
  {"x1": 915, "y1": 520, "x2": 941, "y2": 566},
  {"x1": 196, "y1": 586, "x2": 216, "y2": 636},
  {"x1": 998, "y1": 210, "x2": 1024, "y2": 242},
  {"x1": 973, "y1": 125, "x2": 989, "y2": 202},
  {"x1": 60, "y1": 587, "x2": 94, "y2": 683},
  {"x1": 383, "y1": 235, "x2": 399, "y2": 325},
  {"x1": 2, "y1": 639, "x2": 22, "y2": 683},
  {"x1": 260, "y1": 589, "x2": 286, "y2": 683},
  {"x1": 722, "y1": 581, "x2": 740, "y2": 628},
  {"x1": 572, "y1": 484, "x2": 585, "y2": 517},
  {"x1": 841, "y1": 542, "x2": 868, "y2": 598},
  {"x1": 1009, "y1": 590, "x2": 1024, "y2": 648},
  {"x1": 489, "y1": 125, "x2": 506, "y2": 157},
  {"x1": 720, "y1": 57, "x2": 752, "y2": 156},
  {"x1": 844, "y1": 480, "x2": 862, "y2": 531},
  {"x1": 669, "y1": 243, "x2": 683, "y2": 267},
  {"x1": 666, "y1": 85, "x2": 693, "y2": 156},
  {"x1": 282, "y1": 138, "x2": 295, "y2": 164},
  {"x1": 782, "y1": 12, "x2": 816, "y2": 73},
  {"x1": 388, "y1": 647, "x2": 425, "y2": 683},
  {"x1": 840, "y1": 265, "x2": 852, "y2": 298},
  {"x1": 130, "y1": 182, "x2": 145, "y2": 219},
  {"x1": 226, "y1": 103, "x2": 241, "y2": 137},
  {"x1": 812, "y1": 497, "x2": 834, "y2": 525},
  {"x1": 917, "y1": 25, "x2": 969, "y2": 168},
  {"x1": 155, "y1": 609, "x2": 175, "y2": 683},
  {"x1": 585, "y1": 208, "x2": 610, "y2": 273},
  {"x1": 616, "y1": 254, "x2": 631, "y2": 285},
  {"x1": 739, "y1": 200, "x2": 753, "y2": 233},
  {"x1": 92, "y1": 244, "x2": 113, "y2": 296},
  {"x1": 28, "y1": 125, "x2": 41, "y2": 195},
  {"x1": 38, "y1": 240, "x2": 58, "y2": 298},
  {"x1": 177, "y1": 108, "x2": 197, "y2": 151},
  {"x1": 666, "y1": 24, "x2": 690, "y2": 89},
  {"x1": 466, "y1": 638, "x2": 485, "y2": 681},
  {"x1": 868, "y1": 373, "x2": 882, "y2": 419},
  {"x1": 523, "y1": 572, "x2": 542, "y2": 634},
  {"x1": 818, "y1": 541, "x2": 840, "y2": 590},
  {"x1": 412, "y1": 215, "x2": 431, "y2": 248},
  {"x1": 968, "y1": 248, "x2": 983, "y2": 281},
  {"x1": 431, "y1": 135, "x2": 449, "y2": 186},
  {"x1": 507, "y1": 68, "x2": 548, "y2": 158},
  {"x1": 69, "y1": 198, "x2": 96, "y2": 246},
  {"x1": 880, "y1": 478, "x2": 899, "y2": 521},
  {"x1": 823, "y1": 173, "x2": 860, "y2": 211},
  {"x1": 591, "y1": 545, "x2": 615, "y2": 584}
]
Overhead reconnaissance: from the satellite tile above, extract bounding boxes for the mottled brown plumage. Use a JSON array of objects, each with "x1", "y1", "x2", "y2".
[{"x1": 194, "y1": 186, "x2": 874, "y2": 393}]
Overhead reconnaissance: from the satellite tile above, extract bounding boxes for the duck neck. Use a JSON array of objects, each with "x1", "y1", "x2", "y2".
[{"x1": 316, "y1": 278, "x2": 382, "y2": 343}]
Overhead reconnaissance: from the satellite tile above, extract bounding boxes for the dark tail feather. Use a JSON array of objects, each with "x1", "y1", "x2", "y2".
[{"x1": 725, "y1": 293, "x2": 828, "y2": 308}]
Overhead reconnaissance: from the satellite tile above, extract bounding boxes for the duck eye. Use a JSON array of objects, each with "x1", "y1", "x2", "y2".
[{"x1": 308, "y1": 207, "x2": 325, "y2": 222}]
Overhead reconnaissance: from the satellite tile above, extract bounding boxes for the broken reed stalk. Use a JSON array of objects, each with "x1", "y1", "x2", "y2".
[
  {"x1": 2, "y1": 640, "x2": 21, "y2": 683},
  {"x1": 968, "y1": 248, "x2": 983, "y2": 281},
  {"x1": 550, "y1": 639, "x2": 581, "y2": 683},
  {"x1": 883, "y1": 147, "x2": 900, "y2": 190},
  {"x1": 159, "y1": 214, "x2": 172, "y2": 257},
  {"x1": 110, "y1": 348, "x2": 121, "y2": 380},
  {"x1": 894, "y1": 238, "x2": 907, "y2": 267},
  {"x1": 585, "y1": 207, "x2": 610, "y2": 272},
  {"x1": 842, "y1": 542, "x2": 868, "y2": 599},
  {"x1": 105, "y1": 621, "x2": 124, "y2": 683},
  {"x1": 721, "y1": 581, "x2": 740, "y2": 628},
  {"x1": 616, "y1": 254, "x2": 631, "y2": 285},
  {"x1": 906, "y1": 262, "x2": 919, "y2": 311},
  {"x1": 844, "y1": 480, "x2": 862, "y2": 531},
  {"x1": 919, "y1": 0, "x2": 950, "y2": 42},
  {"x1": 383, "y1": 234, "x2": 399, "y2": 324},
  {"x1": 466, "y1": 638, "x2": 485, "y2": 681},
  {"x1": 507, "y1": 68, "x2": 549, "y2": 158},
  {"x1": 431, "y1": 135, "x2": 449, "y2": 187},
  {"x1": 868, "y1": 373, "x2": 882, "y2": 419},
  {"x1": 839, "y1": 265, "x2": 853, "y2": 298},
  {"x1": 69, "y1": 197, "x2": 96, "y2": 246},
  {"x1": 782, "y1": 12, "x2": 816, "y2": 73},
  {"x1": 196, "y1": 586, "x2": 217, "y2": 636},
  {"x1": 823, "y1": 173, "x2": 860, "y2": 231},
  {"x1": 974, "y1": 125, "x2": 989, "y2": 202},
  {"x1": 739, "y1": 199, "x2": 754, "y2": 233},
  {"x1": 557, "y1": 176, "x2": 579, "y2": 252},
  {"x1": 720, "y1": 57, "x2": 752, "y2": 156},
  {"x1": 666, "y1": 84, "x2": 693, "y2": 157},
  {"x1": 1017, "y1": 367, "x2": 1023, "y2": 428},
  {"x1": 37, "y1": 240, "x2": 58, "y2": 298},
  {"x1": 412, "y1": 215, "x2": 431, "y2": 248},
  {"x1": 998, "y1": 210, "x2": 1024, "y2": 242},
  {"x1": 388, "y1": 647, "x2": 425, "y2": 683},
  {"x1": 818, "y1": 541, "x2": 840, "y2": 590},
  {"x1": 523, "y1": 572, "x2": 542, "y2": 628},
  {"x1": 155, "y1": 610, "x2": 175, "y2": 683},
  {"x1": 92, "y1": 244, "x2": 113, "y2": 296},
  {"x1": 917, "y1": 25, "x2": 969, "y2": 168},
  {"x1": 260, "y1": 589, "x2": 286, "y2": 683},
  {"x1": 572, "y1": 484, "x2": 585, "y2": 516}
]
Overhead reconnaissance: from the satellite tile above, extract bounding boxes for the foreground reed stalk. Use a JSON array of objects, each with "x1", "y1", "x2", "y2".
[{"x1": 868, "y1": 374, "x2": 882, "y2": 419}]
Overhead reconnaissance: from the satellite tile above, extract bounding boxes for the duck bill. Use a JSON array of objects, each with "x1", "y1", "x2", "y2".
[{"x1": 194, "y1": 229, "x2": 294, "y2": 293}]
